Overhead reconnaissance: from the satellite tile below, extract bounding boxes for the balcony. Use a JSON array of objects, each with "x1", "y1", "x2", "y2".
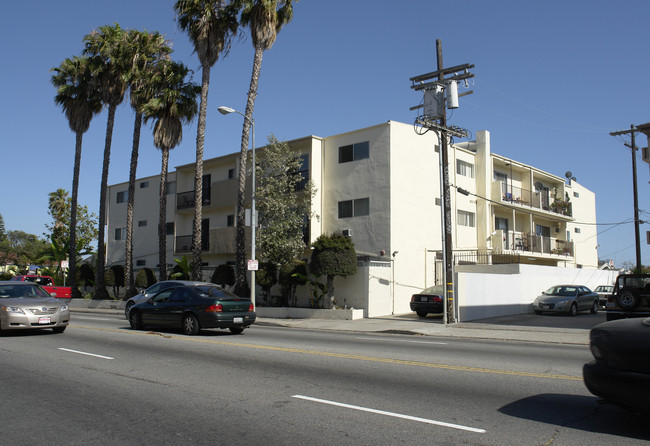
[
  {"x1": 176, "y1": 188, "x2": 211, "y2": 210},
  {"x1": 496, "y1": 230, "x2": 574, "y2": 257},
  {"x1": 495, "y1": 182, "x2": 572, "y2": 218},
  {"x1": 175, "y1": 226, "x2": 250, "y2": 255},
  {"x1": 175, "y1": 234, "x2": 209, "y2": 253}
]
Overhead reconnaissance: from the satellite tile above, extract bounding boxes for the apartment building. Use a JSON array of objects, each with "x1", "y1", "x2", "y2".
[{"x1": 106, "y1": 120, "x2": 598, "y2": 315}]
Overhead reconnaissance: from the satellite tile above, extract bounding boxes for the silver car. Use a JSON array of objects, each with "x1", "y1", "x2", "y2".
[
  {"x1": 124, "y1": 280, "x2": 213, "y2": 318},
  {"x1": 0, "y1": 281, "x2": 70, "y2": 333},
  {"x1": 533, "y1": 284, "x2": 599, "y2": 316}
]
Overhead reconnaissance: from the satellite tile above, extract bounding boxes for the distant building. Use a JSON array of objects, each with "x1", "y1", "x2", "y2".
[{"x1": 106, "y1": 121, "x2": 598, "y2": 316}]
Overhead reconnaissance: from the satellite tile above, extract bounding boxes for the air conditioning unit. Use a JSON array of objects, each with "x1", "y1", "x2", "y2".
[
  {"x1": 642, "y1": 146, "x2": 649, "y2": 163},
  {"x1": 342, "y1": 229, "x2": 352, "y2": 237}
]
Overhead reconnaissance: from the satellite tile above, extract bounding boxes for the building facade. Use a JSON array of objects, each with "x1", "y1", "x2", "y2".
[{"x1": 106, "y1": 120, "x2": 599, "y2": 315}]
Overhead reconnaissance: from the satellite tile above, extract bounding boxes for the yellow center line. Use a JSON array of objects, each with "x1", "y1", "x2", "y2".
[{"x1": 73, "y1": 325, "x2": 582, "y2": 381}]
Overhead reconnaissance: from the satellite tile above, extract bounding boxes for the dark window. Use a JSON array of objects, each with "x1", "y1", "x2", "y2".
[
  {"x1": 228, "y1": 168, "x2": 235, "y2": 179},
  {"x1": 138, "y1": 220, "x2": 147, "y2": 227},
  {"x1": 139, "y1": 181, "x2": 149, "y2": 189},
  {"x1": 338, "y1": 198, "x2": 369, "y2": 218},
  {"x1": 339, "y1": 141, "x2": 369, "y2": 163},
  {"x1": 166, "y1": 222, "x2": 174, "y2": 236},
  {"x1": 116, "y1": 191, "x2": 127, "y2": 203},
  {"x1": 136, "y1": 260, "x2": 146, "y2": 266},
  {"x1": 227, "y1": 215, "x2": 234, "y2": 227},
  {"x1": 166, "y1": 181, "x2": 176, "y2": 195},
  {"x1": 115, "y1": 227, "x2": 126, "y2": 240}
]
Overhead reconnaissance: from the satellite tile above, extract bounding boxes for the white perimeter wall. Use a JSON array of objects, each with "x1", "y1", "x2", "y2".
[{"x1": 456, "y1": 264, "x2": 619, "y2": 321}]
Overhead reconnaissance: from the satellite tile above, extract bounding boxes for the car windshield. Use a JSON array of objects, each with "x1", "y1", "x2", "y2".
[
  {"x1": 0, "y1": 284, "x2": 51, "y2": 298},
  {"x1": 422, "y1": 285, "x2": 444, "y2": 295},
  {"x1": 544, "y1": 286, "x2": 577, "y2": 296},
  {"x1": 595, "y1": 285, "x2": 613, "y2": 293},
  {"x1": 195, "y1": 286, "x2": 240, "y2": 299}
]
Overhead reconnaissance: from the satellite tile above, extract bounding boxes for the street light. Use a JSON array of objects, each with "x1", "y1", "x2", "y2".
[{"x1": 217, "y1": 105, "x2": 256, "y2": 306}]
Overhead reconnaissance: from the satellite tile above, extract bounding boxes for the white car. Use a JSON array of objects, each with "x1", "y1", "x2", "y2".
[{"x1": 124, "y1": 280, "x2": 213, "y2": 318}]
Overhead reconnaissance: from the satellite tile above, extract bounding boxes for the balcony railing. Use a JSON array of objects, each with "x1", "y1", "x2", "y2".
[
  {"x1": 177, "y1": 188, "x2": 211, "y2": 210},
  {"x1": 506, "y1": 232, "x2": 574, "y2": 257},
  {"x1": 499, "y1": 182, "x2": 572, "y2": 217}
]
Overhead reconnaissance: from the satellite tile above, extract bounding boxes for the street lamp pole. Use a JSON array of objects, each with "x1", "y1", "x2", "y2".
[{"x1": 218, "y1": 106, "x2": 256, "y2": 306}]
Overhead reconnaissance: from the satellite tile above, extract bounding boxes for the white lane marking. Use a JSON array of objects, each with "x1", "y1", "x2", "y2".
[
  {"x1": 292, "y1": 395, "x2": 485, "y2": 434},
  {"x1": 356, "y1": 336, "x2": 448, "y2": 345},
  {"x1": 58, "y1": 348, "x2": 114, "y2": 360}
]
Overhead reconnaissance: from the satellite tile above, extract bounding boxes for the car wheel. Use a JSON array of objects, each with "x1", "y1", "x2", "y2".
[
  {"x1": 183, "y1": 314, "x2": 200, "y2": 335},
  {"x1": 590, "y1": 300, "x2": 598, "y2": 314},
  {"x1": 569, "y1": 302, "x2": 578, "y2": 317},
  {"x1": 229, "y1": 327, "x2": 244, "y2": 335},
  {"x1": 52, "y1": 326, "x2": 66, "y2": 334},
  {"x1": 124, "y1": 301, "x2": 134, "y2": 319},
  {"x1": 616, "y1": 290, "x2": 638, "y2": 310},
  {"x1": 416, "y1": 311, "x2": 428, "y2": 318},
  {"x1": 129, "y1": 310, "x2": 143, "y2": 330}
]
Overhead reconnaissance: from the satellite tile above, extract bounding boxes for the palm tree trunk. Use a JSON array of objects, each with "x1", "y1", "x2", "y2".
[
  {"x1": 94, "y1": 104, "x2": 116, "y2": 299},
  {"x1": 191, "y1": 64, "x2": 210, "y2": 281},
  {"x1": 235, "y1": 47, "x2": 264, "y2": 296},
  {"x1": 68, "y1": 131, "x2": 83, "y2": 299},
  {"x1": 124, "y1": 111, "x2": 142, "y2": 297},
  {"x1": 158, "y1": 148, "x2": 170, "y2": 281}
]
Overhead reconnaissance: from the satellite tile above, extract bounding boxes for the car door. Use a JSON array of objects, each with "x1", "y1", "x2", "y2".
[
  {"x1": 144, "y1": 289, "x2": 175, "y2": 327},
  {"x1": 162, "y1": 288, "x2": 190, "y2": 327},
  {"x1": 579, "y1": 286, "x2": 592, "y2": 310}
]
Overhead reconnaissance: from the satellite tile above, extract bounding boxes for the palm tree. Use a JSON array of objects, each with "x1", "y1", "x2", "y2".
[
  {"x1": 233, "y1": 0, "x2": 296, "y2": 295},
  {"x1": 174, "y1": 0, "x2": 240, "y2": 281},
  {"x1": 51, "y1": 56, "x2": 103, "y2": 299},
  {"x1": 141, "y1": 61, "x2": 200, "y2": 281},
  {"x1": 123, "y1": 30, "x2": 173, "y2": 298},
  {"x1": 83, "y1": 24, "x2": 130, "y2": 299}
]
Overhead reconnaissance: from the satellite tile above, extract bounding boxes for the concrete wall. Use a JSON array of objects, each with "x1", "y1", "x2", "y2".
[{"x1": 455, "y1": 264, "x2": 619, "y2": 321}]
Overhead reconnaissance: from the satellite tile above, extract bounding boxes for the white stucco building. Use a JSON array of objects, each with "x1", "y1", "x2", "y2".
[{"x1": 106, "y1": 120, "x2": 604, "y2": 319}]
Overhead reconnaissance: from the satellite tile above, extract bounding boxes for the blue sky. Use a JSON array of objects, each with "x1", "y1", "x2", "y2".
[{"x1": 1, "y1": 0, "x2": 649, "y2": 268}]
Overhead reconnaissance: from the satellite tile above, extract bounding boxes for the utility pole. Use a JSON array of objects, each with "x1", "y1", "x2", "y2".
[
  {"x1": 610, "y1": 125, "x2": 642, "y2": 272},
  {"x1": 410, "y1": 39, "x2": 474, "y2": 324}
]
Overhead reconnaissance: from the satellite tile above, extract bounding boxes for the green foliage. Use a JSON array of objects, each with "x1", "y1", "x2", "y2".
[
  {"x1": 310, "y1": 233, "x2": 357, "y2": 308},
  {"x1": 211, "y1": 264, "x2": 235, "y2": 288},
  {"x1": 256, "y1": 135, "x2": 317, "y2": 267},
  {"x1": 170, "y1": 256, "x2": 191, "y2": 280},
  {"x1": 279, "y1": 259, "x2": 307, "y2": 306},
  {"x1": 256, "y1": 262, "x2": 278, "y2": 304},
  {"x1": 135, "y1": 268, "x2": 157, "y2": 289},
  {"x1": 2, "y1": 230, "x2": 48, "y2": 270},
  {"x1": 78, "y1": 263, "x2": 95, "y2": 287},
  {"x1": 291, "y1": 272, "x2": 326, "y2": 308},
  {"x1": 0, "y1": 272, "x2": 12, "y2": 281}
]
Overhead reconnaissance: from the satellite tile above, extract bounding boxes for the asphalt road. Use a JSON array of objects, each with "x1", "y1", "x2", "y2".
[{"x1": 1, "y1": 313, "x2": 648, "y2": 445}]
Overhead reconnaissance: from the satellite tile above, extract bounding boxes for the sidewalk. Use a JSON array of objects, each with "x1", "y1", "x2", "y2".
[{"x1": 70, "y1": 301, "x2": 591, "y2": 346}]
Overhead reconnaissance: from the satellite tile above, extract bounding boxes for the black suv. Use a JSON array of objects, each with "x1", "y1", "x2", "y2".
[{"x1": 606, "y1": 274, "x2": 650, "y2": 321}]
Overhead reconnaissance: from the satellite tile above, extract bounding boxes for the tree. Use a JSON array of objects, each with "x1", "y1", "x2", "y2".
[
  {"x1": 309, "y1": 233, "x2": 357, "y2": 308},
  {"x1": 174, "y1": 0, "x2": 240, "y2": 280},
  {"x1": 234, "y1": 0, "x2": 296, "y2": 294},
  {"x1": 141, "y1": 60, "x2": 200, "y2": 281},
  {"x1": 122, "y1": 29, "x2": 174, "y2": 298},
  {"x1": 211, "y1": 264, "x2": 235, "y2": 288},
  {"x1": 256, "y1": 261, "x2": 277, "y2": 304},
  {"x1": 279, "y1": 258, "x2": 306, "y2": 306},
  {"x1": 4, "y1": 231, "x2": 48, "y2": 272},
  {"x1": 256, "y1": 135, "x2": 315, "y2": 267},
  {"x1": 83, "y1": 24, "x2": 130, "y2": 299},
  {"x1": 51, "y1": 55, "x2": 103, "y2": 298}
]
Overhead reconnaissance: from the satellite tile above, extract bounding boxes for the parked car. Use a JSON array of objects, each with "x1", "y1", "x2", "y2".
[
  {"x1": 11, "y1": 275, "x2": 72, "y2": 298},
  {"x1": 594, "y1": 285, "x2": 614, "y2": 309},
  {"x1": 410, "y1": 285, "x2": 444, "y2": 317},
  {"x1": 124, "y1": 280, "x2": 213, "y2": 318},
  {"x1": 606, "y1": 274, "x2": 650, "y2": 321},
  {"x1": 532, "y1": 285, "x2": 598, "y2": 316},
  {"x1": 128, "y1": 284, "x2": 255, "y2": 335},
  {"x1": 583, "y1": 317, "x2": 650, "y2": 412},
  {"x1": 0, "y1": 281, "x2": 70, "y2": 333}
]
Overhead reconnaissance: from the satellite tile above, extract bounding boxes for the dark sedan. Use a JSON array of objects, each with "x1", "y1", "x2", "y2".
[
  {"x1": 128, "y1": 285, "x2": 255, "y2": 335},
  {"x1": 583, "y1": 317, "x2": 650, "y2": 412},
  {"x1": 410, "y1": 285, "x2": 444, "y2": 317}
]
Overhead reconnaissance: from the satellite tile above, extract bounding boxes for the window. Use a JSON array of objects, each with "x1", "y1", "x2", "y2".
[
  {"x1": 457, "y1": 210, "x2": 475, "y2": 227},
  {"x1": 338, "y1": 198, "x2": 370, "y2": 218},
  {"x1": 339, "y1": 141, "x2": 369, "y2": 163},
  {"x1": 166, "y1": 181, "x2": 176, "y2": 195},
  {"x1": 115, "y1": 227, "x2": 127, "y2": 240},
  {"x1": 296, "y1": 154, "x2": 310, "y2": 190},
  {"x1": 494, "y1": 171, "x2": 507, "y2": 183},
  {"x1": 228, "y1": 168, "x2": 235, "y2": 179},
  {"x1": 573, "y1": 192, "x2": 580, "y2": 198},
  {"x1": 165, "y1": 222, "x2": 174, "y2": 236},
  {"x1": 456, "y1": 160, "x2": 475, "y2": 178},
  {"x1": 138, "y1": 220, "x2": 147, "y2": 227},
  {"x1": 435, "y1": 198, "x2": 441, "y2": 206},
  {"x1": 139, "y1": 181, "x2": 149, "y2": 189},
  {"x1": 116, "y1": 191, "x2": 127, "y2": 203},
  {"x1": 574, "y1": 228, "x2": 581, "y2": 234},
  {"x1": 227, "y1": 215, "x2": 234, "y2": 227},
  {"x1": 136, "y1": 260, "x2": 146, "y2": 266}
]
